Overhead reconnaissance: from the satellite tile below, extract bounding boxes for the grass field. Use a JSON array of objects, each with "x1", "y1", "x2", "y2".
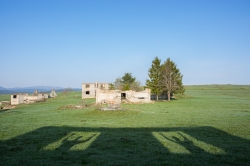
[{"x1": 0, "y1": 85, "x2": 250, "y2": 165}]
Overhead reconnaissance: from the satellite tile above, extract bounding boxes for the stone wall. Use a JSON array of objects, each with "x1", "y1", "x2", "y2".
[
  {"x1": 125, "y1": 89, "x2": 151, "y2": 103},
  {"x1": 82, "y1": 82, "x2": 109, "y2": 99},
  {"x1": 11, "y1": 92, "x2": 48, "y2": 105},
  {"x1": 11, "y1": 94, "x2": 28, "y2": 105},
  {"x1": 95, "y1": 88, "x2": 151, "y2": 104},
  {"x1": 96, "y1": 90, "x2": 121, "y2": 105}
]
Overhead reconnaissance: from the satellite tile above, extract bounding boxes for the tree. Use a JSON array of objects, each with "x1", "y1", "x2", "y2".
[
  {"x1": 108, "y1": 83, "x2": 115, "y2": 90},
  {"x1": 114, "y1": 77, "x2": 123, "y2": 90},
  {"x1": 130, "y1": 80, "x2": 143, "y2": 91},
  {"x1": 121, "y1": 73, "x2": 136, "y2": 90},
  {"x1": 160, "y1": 58, "x2": 184, "y2": 101},
  {"x1": 146, "y1": 57, "x2": 163, "y2": 100},
  {"x1": 114, "y1": 73, "x2": 140, "y2": 91},
  {"x1": 121, "y1": 73, "x2": 136, "y2": 85}
]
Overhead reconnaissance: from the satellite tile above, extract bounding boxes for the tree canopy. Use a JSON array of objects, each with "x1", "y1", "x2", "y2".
[
  {"x1": 146, "y1": 56, "x2": 163, "y2": 100},
  {"x1": 146, "y1": 57, "x2": 185, "y2": 101},
  {"x1": 161, "y1": 58, "x2": 184, "y2": 101},
  {"x1": 108, "y1": 83, "x2": 115, "y2": 90},
  {"x1": 114, "y1": 77, "x2": 123, "y2": 90},
  {"x1": 121, "y1": 73, "x2": 136, "y2": 85},
  {"x1": 113, "y1": 73, "x2": 142, "y2": 91}
]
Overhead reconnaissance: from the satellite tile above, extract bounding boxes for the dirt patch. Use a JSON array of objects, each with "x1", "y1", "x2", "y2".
[{"x1": 58, "y1": 103, "x2": 93, "y2": 110}]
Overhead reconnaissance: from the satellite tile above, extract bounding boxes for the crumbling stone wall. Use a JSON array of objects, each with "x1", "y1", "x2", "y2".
[
  {"x1": 50, "y1": 89, "x2": 57, "y2": 98},
  {"x1": 82, "y1": 82, "x2": 109, "y2": 99},
  {"x1": 96, "y1": 90, "x2": 121, "y2": 105},
  {"x1": 11, "y1": 92, "x2": 48, "y2": 105},
  {"x1": 125, "y1": 89, "x2": 151, "y2": 103},
  {"x1": 11, "y1": 93, "x2": 28, "y2": 105},
  {"x1": 95, "y1": 88, "x2": 151, "y2": 104}
]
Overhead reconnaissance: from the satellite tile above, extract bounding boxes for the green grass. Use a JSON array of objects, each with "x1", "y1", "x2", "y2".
[
  {"x1": 0, "y1": 94, "x2": 11, "y2": 101},
  {"x1": 1, "y1": 85, "x2": 250, "y2": 165}
]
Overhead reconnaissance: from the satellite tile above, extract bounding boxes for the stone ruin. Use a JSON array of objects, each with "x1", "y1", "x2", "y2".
[
  {"x1": 96, "y1": 89, "x2": 151, "y2": 104},
  {"x1": 100, "y1": 94, "x2": 122, "y2": 111},
  {"x1": 82, "y1": 82, "x2": 109, "y2": 99},
  {"x1": 10, "y1": 89, "x2": 57, "y2": 105},
  {"x1": 50, "y1": 89, "x2": 57, "y2": 98},
  {"x1": 95, "y1": 89, "x2": 151, "y2": 111}
]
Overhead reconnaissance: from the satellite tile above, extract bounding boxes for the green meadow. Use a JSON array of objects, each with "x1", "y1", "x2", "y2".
[{"x1": 0, "y1": 85, "x2": 250, "y2": 165}]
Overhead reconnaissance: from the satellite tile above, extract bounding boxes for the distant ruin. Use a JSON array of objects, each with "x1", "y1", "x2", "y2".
[
  {"x1": 50, "y1": 89, "x2": 57, "y2": 98},
  {"x1": 11, "y1": 89, "x2": 57, "y2": 105},
  {"x1": 82, "y1": 82, "x2": 109, "y2": 99},
  {"x1": 82, "y1": 82, "x2": 151, "y2": 105}
]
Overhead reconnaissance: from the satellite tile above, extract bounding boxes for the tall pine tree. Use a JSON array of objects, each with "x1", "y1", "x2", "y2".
[
  {"x1": 161, "y1": 58, "x2": 184, "y2": 101},
  {"x1": 146, "y1": 57, "x2": 163, "y2": 100}
]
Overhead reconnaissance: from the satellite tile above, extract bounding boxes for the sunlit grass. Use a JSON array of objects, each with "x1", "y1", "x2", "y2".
[
  {"x1": 43, "y1": 132, "x2": 100, "y2": 151},
  {"x1": 153, "y1": 131, "x2": 225, "y2": 154}
]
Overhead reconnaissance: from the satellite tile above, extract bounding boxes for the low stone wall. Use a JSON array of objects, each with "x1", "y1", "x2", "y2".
[
  {"x1": 11, "y1": 94, "x2": 28, "y2": 105},
  {"x1": 96, "y1": 89, "x2": 151, "y2": 104},
  {"x1": 96, "y1": 90, "x2": 121, "y2": 105},
  {"x1": 11, "y1": 93, "x2": 48, "y2": 105},
  {"x1": 125, "y1": 89, "x2": 151, "y2": 103}
]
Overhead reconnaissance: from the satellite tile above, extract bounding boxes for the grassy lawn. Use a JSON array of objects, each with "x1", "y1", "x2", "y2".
[{"x1": 0, "y1": 85, "x2": 250, "y2": 165}]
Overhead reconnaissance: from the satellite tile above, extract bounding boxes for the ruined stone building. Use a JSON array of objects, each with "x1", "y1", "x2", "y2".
[
  {"x1": 11, "y1": 93, "x2": 29, "y2": 105},
  {"x1": 11, "y1": 90, "x2": 49, "y2": 105},
  {"x1": 82, "y1": 82, "x2": 109, "y2": 99},
  {"x1": 50, "y1": 89, "x2": 57, "y2": 98},
  {"x1": 95, "y1": 88, "x2": 151, "y2": 104},
  {"x1": 82, "y1": 82, "x2": 151, "y2": 104}
]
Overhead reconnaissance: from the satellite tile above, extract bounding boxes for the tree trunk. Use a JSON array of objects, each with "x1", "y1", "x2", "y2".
[
  {"x1": 167, "y1": 92, "x2": 171, "y2": 101},
  {"x1": 156, "y1": 94, "x2": 158, "y2": 101}
]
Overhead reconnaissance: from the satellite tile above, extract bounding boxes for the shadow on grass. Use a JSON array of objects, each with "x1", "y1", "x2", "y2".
[
  {"x1": 0, "y1": 109, "x2": 10, "y2": 113},
  {"x1": 1, "y1": 126, "x2": 250, "y2": 165}
]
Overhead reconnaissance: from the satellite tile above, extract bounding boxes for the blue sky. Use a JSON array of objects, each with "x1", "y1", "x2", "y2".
[{"x1": 1, "y1": 0, "x2": 249, "y2": 88}]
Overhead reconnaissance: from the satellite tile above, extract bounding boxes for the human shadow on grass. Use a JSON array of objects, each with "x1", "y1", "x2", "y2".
[{"x1": 1, "y1": 126, "x2": 250, "y2": 165}]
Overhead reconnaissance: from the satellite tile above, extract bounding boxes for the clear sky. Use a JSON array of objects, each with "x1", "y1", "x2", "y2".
[{"x1": 1, "y1": 0, "x2": 249, "y2": 88}]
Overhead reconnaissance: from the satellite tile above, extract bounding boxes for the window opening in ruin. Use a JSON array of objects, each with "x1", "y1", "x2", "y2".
[
  {"x1": 86, "y1": 84, "x2": 90, "y2": 88},
  {"x1": 86, "y1": 91, "x2": 90, "y2": 95},
  {"x1": 121, "y1": 93, "x2": 126, "y2": 100},
  {"x1": 13, "y1": 95, "x2": 17, "y2": 98}
]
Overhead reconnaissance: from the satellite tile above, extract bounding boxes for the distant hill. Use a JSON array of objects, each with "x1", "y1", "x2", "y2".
[
  {"x1": 9, "y1": 86, "x2": 63, "y2": 91},
  {"x1": 0, "y1": 86, "x2": 81, "y2": 94},
  {"x1": 0, "y1": 86, "x2": 7, "y2": 90},
  {"x1": 0, "y1": 89, "x2": 16, "y2": 94}
]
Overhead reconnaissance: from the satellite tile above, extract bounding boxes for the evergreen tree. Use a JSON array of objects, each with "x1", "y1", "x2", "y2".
[
  {"x1": 161, "y1": 58, "x2": 184, "y2": 101},
  {"x1": 108, "y1": 83, "x2": 115, "y2": 90},
  {"x1": 146, "y1": 57, "x2": 163, "y2": 100},
  {"x1": 121, "y1": 73, "x2": 136, "y2": 90}
]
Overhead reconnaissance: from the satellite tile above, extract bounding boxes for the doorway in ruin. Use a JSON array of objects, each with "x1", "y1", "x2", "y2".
[{"x1": 121, "y1": 93, "x2": 126, "y2": 100}]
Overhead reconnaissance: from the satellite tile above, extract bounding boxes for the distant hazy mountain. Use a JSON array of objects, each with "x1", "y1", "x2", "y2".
[
  {"x1": 0, "y1": 86, "x2": 7, "y2": 90},
  {"x1": 9, "y1": 86, "x2": 63, "y2": 91},
  {"x1": 0, "y1": 86, "x2": 81, "y2": 94}
]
